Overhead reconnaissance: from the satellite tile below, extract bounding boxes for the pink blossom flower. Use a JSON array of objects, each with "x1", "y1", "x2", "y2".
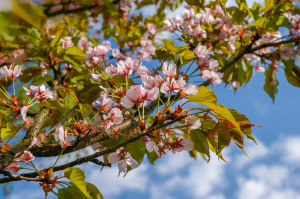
[
  {"x1": 9, "y1": 49, "x2": 26, "y2": 63},
  {"x1": 255, "y1": 65, "x2": 265, "y2": 73},
  {"x1": 60, "y1": 37, "x2": 73, "y2": 49},
  {"x1": 105, "y1": 64, "x2": 119, "y2": 76},
  {"x1": 183, "y1": 84, "x2": 198, "y2": 96},
  {"x1": 121, "y1": 85, "x2": 159, "y2": 108},
  {"x1": 183, "y1": 8, "x2": 194, "y2": 21},
  {"x1": 162, "y1": 62, "x2": 177, "y2": 78},
  {"x1": 193, "y1": 26, "x2": 207, "y2": 39},
  {"x1": 147, "y1": 23, "x2": 157, "y2": 35},
  {"x1": 104, "y1": 108, "x2": 124, "y2": 125},
  {"x1": 24, "y1": 84, "x2": 53, "y2": 101},
  {"x1": 232, "y1": 80, "x2": 240, "y2": 89},
  {"x1": 112, "y1": 49, "x2": 126, "y2": 60},
  {"x1": 77, "y1": 37, "x2": 92, "y2": 49},
  {"x1": 7, "y1": 162, "x2": 21, "y2": 174},
  {"x1": 54, "y1": 125, "x2": 68, "y2": 147},
  {"x1": 194, "y1": 44, "x2": 210, "y2": 60},
  {"x1": 94, "y1": 41, "x2": 112, "y2": 57},
  {"x1": 107, "y1": 148, "x2": 139, "y2": 173},
  {"x1": 186, "y1": 117, "x2": 201, "y2": 130},
  {"x1": 15, "y1": 151, "x2": 35, "y2": 163},
  {"x1": 137, "y1": 65, "x2": 150, "y2": 76},
  {"x1": 174, "y1": 139, "x2": 194, "y2": 152},
  {"x1": 0, "y1": 64, "x2": 22, "y2": 79},
  {"x1": 161, "y1": 78, "x2": 180, "y2": 94},
  {"x1": 20, "y1": 104, "x2": 29, "y2": 121},
  {"x1": 117, "y1": 58, "x2": 133, "y2": 76},
  {"x1": 138, "y1": 49, "x2": 151, "y2": 61},
  {"x1": 202, "y1": 70, "x2": 223, "y2": 85},
  {"x1": 140, "y1": 75, "x2": 159, "y2": 89}
]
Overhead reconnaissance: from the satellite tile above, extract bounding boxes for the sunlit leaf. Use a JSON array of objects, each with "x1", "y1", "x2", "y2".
[
  {"x1": 188, "y1": 86, "x2": 217, "y2": 104},
  {"x1": 86, "y1": 183, "x2": 104, "y2": 199},
  {"x1": 64, "y1": 167, "x2": 90, "y2": 199},
  {"x1": 1, "y1": 123, "x2": 20, "y2": 140}
]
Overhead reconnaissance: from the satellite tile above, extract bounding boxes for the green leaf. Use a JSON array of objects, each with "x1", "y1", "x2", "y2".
[
  {"x1": 12, "y1": 0, "x2": 46, "y2": 29},
  {"x1": 204, "y1": 103, "x2": 240, "y2": 129},
  {"x1": 80, "y1": 104, "x2": 93, "y2": 118},
  {"x1": 229, "y1": 109, "x2": 257, "y2": 144},
  {"x1": 58, "y1": 185, "x2": 87, "y2": 199},
  {"x1": 219, "y1": 0, "x2": 227, "y2": 11},
  {"x1": 264, "y1": 65, "x2": 279, "y2": 102},
  {"x1": 185, "y1": 0, "x2": 204, "y2": 7},
  {"x1": 124, "y1": 141, "x2": 145, "y2": 164},
  {"x1": 244, "y1": 59, "x2": 253, "y2": 83},
  {"x1": 188, "y1": 86, "x2": 217, "y2": 104},
  {"x1": 283, "y1": 60, "x2": 300, "y2": 87},
  {"x1": 65, "y1": 46, "x2": 86, "y2": 60},
  {"x1": 78, "y1": 85, "x2": 102, "y2": 104},
  {"x1": 64, "y1": 167, "x2": 91, "y2": 199},
  {"x1": 63, "y1": 55, "x2": 83, "y2": 72},
  {"x1": 180, "y1": 48, "x2": 196, "y2": 65},
  {"x1": 50, "y1": 30, "x2": 63, "y2": 48},
  {"x1": 190, "y1": 130, "x2": 210, "y2": 160},
  {"x1": 264, "y1": 0, "x2": 274, "y2": 13},
  {"x1": 1, "y1": 123, "x2": 20, "y2": 140},
  {"x1": 86, "y1": 183, "x2": 104, "y2": 199},
  {"x1": 57, "y1": 87, "x2": 79, "y2": 103}
]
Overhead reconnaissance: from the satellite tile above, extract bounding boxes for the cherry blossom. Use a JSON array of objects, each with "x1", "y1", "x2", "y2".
[
  {"x1": 173, "y1": 139, "x2": 194, "y2": 152},
  {"x1": 15, "y1": 151, "x2": 35, "y2": 163},
  {"x1": 107, "y1": 148, "x2": 139, "y2": 173},
  {"x1": 186, "y1": 117, "x2": 201, "y2": 130},
  {"x1": 255, "y1": 65, "x2": 265, "y2": 73},
  {"x1": 162, "y1": 62, "x2": 177, "y2": 78},
  {"x1": 104, "y1": 108, "x2": 124, "y2": 125},
  {"x1": 121, "y1": 85, "x2": 159, "y2": 108},
  {"x1": 60, "y1": 37, "x2": 73, "y2": 49},
  {"x1": 20, "y1": 104, "x2": 29, "y2": 121},
  {"x1": 54, "y1": 125, "x2": 68, "y2": 147},
  {"x1": 7, "y1": 162, "x2": 21, "y2": 174},
  {"x1": 0, "y1": 64, "x2": 22, "y2": 79},
  {"x1": 24, "y1": 84, "x2": 54, "y2": 101},
  {"x1": 77, "y1": 37, "x2": 92, "y2": 49}
]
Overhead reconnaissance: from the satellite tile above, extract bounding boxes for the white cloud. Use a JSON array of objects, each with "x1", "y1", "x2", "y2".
[
  {"x1": 7, "y1": 187, "x2": 45, "y2": 199},
  {"x1": 153, "y1": 153, "x2": 227, "y2": 199},
  {"x1": 280, "y1": 136, "x2": 300, "y2": 165},
  {"x1": 236, "y1": 135, "x2": 300, "y2": 199},
  {"x1": 87, "y1": 164, "x2": 149, "y2": 199},
  {"x1": 234, "y1": 139, "x2": 269, "y2": 169}
]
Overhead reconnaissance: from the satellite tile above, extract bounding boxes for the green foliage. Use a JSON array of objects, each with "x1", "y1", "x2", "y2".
[
  {"x1": 264, "y1": 65, "x2": 279, "y2": 102},
  {"x1": 63, "y1": 167, "x2": 103, "y2": 199}
]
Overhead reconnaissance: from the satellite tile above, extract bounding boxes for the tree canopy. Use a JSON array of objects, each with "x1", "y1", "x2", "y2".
[{"x1": 0, "y1": 0, "x2": 300, "y2": 198}]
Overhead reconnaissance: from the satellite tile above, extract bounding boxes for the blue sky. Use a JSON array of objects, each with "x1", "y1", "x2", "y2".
[{"x1": 1, "y1": 0, "x2": 300, "y2": 199}]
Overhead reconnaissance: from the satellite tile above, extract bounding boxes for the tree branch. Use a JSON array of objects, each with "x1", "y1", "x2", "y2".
[
  {"x1": 44, "y1": 4, "x2": 98, "y2": 17},
  {"x1": 31, "y1": 98, "x2": 158, "y2": 157},
  {"x1": 219, "y1": 36, "x2": 300, "y2": 73},
  {"x1": 0, "y1": 108, "x2": 50, "y2": 171},
  {"x1": 0, "y1": 115, "x2": 184, "y2": 184}
]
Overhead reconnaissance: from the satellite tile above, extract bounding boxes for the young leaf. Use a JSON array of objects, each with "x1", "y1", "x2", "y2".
[
  {"x1": 190, "y1": 130, "x2": 210, "y2": 160},
  {"x1": 188, "y1": 86, "x2": 217, "y2": 104},
  {"x1": 264, "y1": 65, "x2": 279, "y2": 102},
  {"x1": 64, "y1": 167, "x2": 91, "y2": 199}
]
